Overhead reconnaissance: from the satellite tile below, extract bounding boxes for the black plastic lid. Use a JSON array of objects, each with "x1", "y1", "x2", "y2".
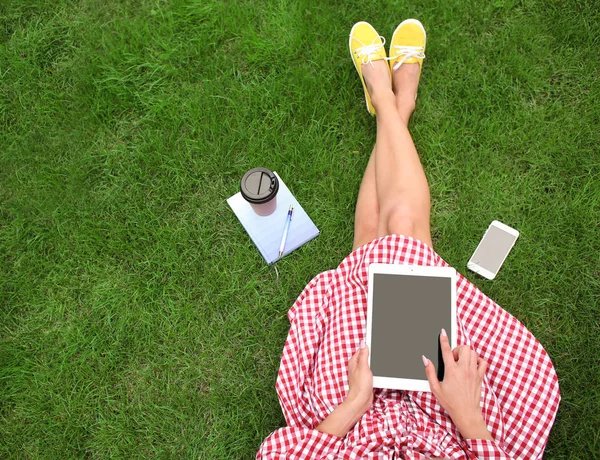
[{"x1": 240, "y1": 168, "x2": 279, "y2": 204}]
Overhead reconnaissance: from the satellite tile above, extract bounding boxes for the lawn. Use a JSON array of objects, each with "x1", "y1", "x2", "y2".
[{"x1": 1, "y1": 0, "x2": 599, "y2": 458}]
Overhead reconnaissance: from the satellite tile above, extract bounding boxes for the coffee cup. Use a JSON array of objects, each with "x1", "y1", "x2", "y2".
[{"x1": 240, "y1": 167, "x2": 279, "y2": 216}]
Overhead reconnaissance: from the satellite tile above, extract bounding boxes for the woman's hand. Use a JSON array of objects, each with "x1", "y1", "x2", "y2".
[
  {"x1": 316, "y1": 340, "x2": 373, "y2": 438},
  {"x1": 346, "y1": 340, "x2": 374, "y2": 414},
  {"x1": 423, "y1": 329, "x2": 493, "y2": 440}
]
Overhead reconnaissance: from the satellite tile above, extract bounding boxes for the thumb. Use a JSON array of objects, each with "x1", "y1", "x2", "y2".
[
  {"x1": 349, "y1": 340, "x2": 366, "y2": 366},
  {"x1": 358, "y1": 341, "x2": 369, "y2": 365},
  {"x1": 422, "y1": 355, "x2": 441, "y2": 395}
]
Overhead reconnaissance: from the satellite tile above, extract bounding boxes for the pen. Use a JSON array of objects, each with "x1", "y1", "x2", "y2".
[{"x1": 278, "y1": 205, "x2": 294, "y2": 258}]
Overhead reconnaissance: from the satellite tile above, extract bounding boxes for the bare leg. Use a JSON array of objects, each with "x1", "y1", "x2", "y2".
[
  {"x1": 352, "y1": 63, "x2": 430, "y2": 250},
  {"x1": 356, "y1": 60, "x2": 432, "y2": 247},
  {"x1": 392, "y1": 63, "x2": 420, "y2": 124},
  {"x1": 352, "y1": 146, "x2": 378, "y2": 250}
]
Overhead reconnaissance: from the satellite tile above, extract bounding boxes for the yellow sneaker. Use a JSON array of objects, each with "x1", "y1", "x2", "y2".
[
  {"x1": 349, "y1": 21, "x2": 390, "y2": 115},
  {"x1": 388, "y1": 19, "x2": 426, "y2": 74}
]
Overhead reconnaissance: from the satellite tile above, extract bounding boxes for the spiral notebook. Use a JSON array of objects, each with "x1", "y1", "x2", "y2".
[{"x1": 227, "y1": 172, "x2": 320, "y2": 264}]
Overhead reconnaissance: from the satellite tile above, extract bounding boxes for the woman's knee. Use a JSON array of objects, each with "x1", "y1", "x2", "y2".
[
  {"x1": 382, "y1": 203, "x2": 417, "y2": 236},
  {"x1": 381, "y1": 203, "x2": 433, "y2": 246},
  {"x1": 356, "y1": 215, "x2": 378, "y2": 239},
  {"x1": 353, "y1": 218, "x2": 379, "y2": 250}
]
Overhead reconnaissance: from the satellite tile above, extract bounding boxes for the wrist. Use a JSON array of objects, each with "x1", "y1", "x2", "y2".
[
  {"x1": 451, "y1": 411, "x2": 493, "y2": 440},
  {"x1": 344, "y1": 392, "x2": 371, "y2": 418},
  {"x1": 315, "y1": 398, "x2": 367, "y2": 438},
  {"x1": 340, "y1": 395, "x2": 369, "y2": 422}
]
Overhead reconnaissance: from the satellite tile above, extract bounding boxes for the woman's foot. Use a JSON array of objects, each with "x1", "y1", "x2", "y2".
[
  {"x1": 362, "y1": 60, "x2": 394, "y2": 109},
  {"x1": 388, "y1": 19, "x2": 426, "y2": 124},
  {"x1": 348, "y1": 21, "x2": 390, "y2": 115},
  {"x1": 393, "y1": 63, "x2": 420, "y2": 123}
]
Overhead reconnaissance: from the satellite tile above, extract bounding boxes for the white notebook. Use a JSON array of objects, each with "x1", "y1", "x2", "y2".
[{"x1": 227, "y1": 172, "x2": 320, "y2": 264}]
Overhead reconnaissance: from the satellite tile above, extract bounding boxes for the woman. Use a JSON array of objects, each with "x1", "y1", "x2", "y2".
[{"x1": 257, "y1": 20, "x2": 560, "y2": 459}]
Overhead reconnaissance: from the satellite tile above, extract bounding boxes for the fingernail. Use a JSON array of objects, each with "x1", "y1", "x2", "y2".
[
  {"x1": 422, "y1": 355, "x2": 429, "y2": 366},
  {"x1": 360, "y1": 339, "x2": 366, "y2": 349},
  {"x1": 441, "y1": 328, "x2": 447, "y2": 338}
]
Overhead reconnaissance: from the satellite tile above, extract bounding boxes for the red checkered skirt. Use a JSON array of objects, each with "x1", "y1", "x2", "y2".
[{"x1": 257, "y1": 235, "x2": 560, "y2": 459}]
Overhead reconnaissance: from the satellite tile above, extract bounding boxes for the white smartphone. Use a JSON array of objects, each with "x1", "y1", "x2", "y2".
[{"x1": 467, "y1": 220, "x2": 519, "y2": 280}]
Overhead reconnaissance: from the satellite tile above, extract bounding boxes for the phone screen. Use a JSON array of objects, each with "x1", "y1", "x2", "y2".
[{"x1": 471, "y1": 225, "x2": 518, "y2": 275}]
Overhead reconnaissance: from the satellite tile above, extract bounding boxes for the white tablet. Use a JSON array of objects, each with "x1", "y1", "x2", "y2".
[{"x1": 366, "y1": 263, "x2": 457, "y2": 392}]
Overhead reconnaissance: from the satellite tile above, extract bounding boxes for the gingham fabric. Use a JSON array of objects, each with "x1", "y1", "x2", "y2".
[{"x1": 257, "y1": 235, "x2": 560, "y2": 459}]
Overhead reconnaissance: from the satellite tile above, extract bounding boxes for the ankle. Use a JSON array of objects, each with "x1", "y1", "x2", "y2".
[
  {"x1": 392, "y1": 63, "x2": 420, "y2": 104},
  {"x1": 370, "y1": 87, "x2": 396, "y2": 110},
  {"x1": 396, "y1": 98, "x2": 416, "y2": 121}
]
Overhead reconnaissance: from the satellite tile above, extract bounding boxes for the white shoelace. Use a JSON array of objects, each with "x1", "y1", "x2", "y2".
[
  {"x1": 352, "y1": 36, "x2": 426, "y2": 71},
  {"x1": 390, "y1": 45, "x2": 425, "y2": 70},
  {"x1": 352, "y1": 36, "x2": 387, "y2": 68}
]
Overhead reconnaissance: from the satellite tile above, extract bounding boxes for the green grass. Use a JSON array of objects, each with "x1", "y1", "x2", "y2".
[{"x1": 1, "y1": 0, "x2": 599, "y2": 457}]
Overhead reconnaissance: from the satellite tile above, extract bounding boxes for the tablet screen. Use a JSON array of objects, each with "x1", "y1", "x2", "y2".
[{"x1": 370, "y1": 273, "x2": 452, "y2": 382}]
